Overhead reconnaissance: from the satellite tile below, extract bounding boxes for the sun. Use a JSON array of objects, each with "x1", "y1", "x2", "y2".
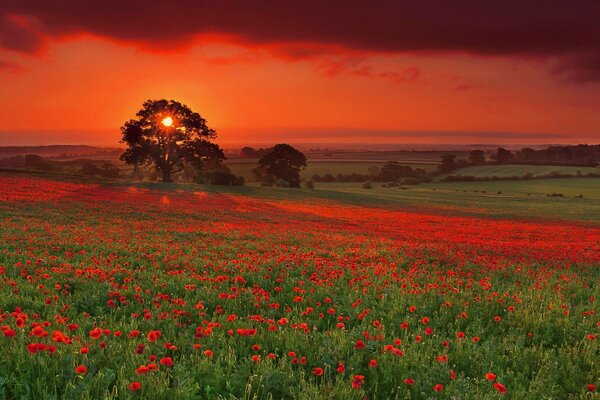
[{"x1": 162, "y1": 116, "x2": 173, "y2": 127}]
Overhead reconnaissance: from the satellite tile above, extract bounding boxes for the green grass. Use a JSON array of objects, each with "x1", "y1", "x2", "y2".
[
  {"x1": 297, "y1": 178, "x2": 600, "y2": 223},
  {"x1": 447, "y1": 164, "x2": 597, "y2": 178}
]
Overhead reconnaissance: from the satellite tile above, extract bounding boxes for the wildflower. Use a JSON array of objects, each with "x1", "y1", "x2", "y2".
[
  {"x1": 74, "y1": 365, "x2": 87, "y2": 375},
  {"x1": 493, "y1": 382, "x2": 508, "y2": 393},
  {"x1": 129, "y1": 382, "x2": 141, "y2": 391}
]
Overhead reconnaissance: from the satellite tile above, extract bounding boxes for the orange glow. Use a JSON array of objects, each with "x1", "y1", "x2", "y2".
[
  {"x1": 162, "y1": 117, "x2": 173, "y2": 127},
  {"x1": 0, "y1": 38, "x2": 599, "y2": 145}
]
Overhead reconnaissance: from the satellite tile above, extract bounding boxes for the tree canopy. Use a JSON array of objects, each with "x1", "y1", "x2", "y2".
[
  {"x1": 120, "y1": 99, "x2": 225, "y2": 182},
  {"x1": 256, "y1": 144, "x2": 307, "y2": 187}
]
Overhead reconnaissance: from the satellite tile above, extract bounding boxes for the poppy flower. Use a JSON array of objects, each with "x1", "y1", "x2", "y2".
[
  {"x1": 160, "y1": 357, "x2": 173, "y2": 367},
  {"x1": 486, "y1": 372, "x2": 496, "y2": 381},
  {"x1": 433, "y1": 384, "x2": 443, "y2": 392},
  {"x1": 89, "y1": 328, "x2": 102, "y2": 339},
  {"x1": 74, "y1": 365, "x2": 87, "y2": 375},
  {"x1": 312, "y1": 367, "x2": 323, "y2": 376},
  {"x1": 493, "y1": 382, "x2": 508, "y2": 393},
  {"x1": 404, "y1": 378, "x2": 415, "y2": 385},
  {"x1": 129, "y1": 382, "x2": 141, "y2": 391}
]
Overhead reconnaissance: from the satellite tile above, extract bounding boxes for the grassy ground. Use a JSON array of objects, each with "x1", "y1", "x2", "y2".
[
  {"x1": 307, "y1": 179, "x2": 600, "y2": 223},
  {"x1": 447, "y1": 164, "x2": 597, "y2": 178}
]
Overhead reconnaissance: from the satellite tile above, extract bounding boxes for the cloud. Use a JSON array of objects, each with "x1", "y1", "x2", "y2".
[
  {"x1": 0, "y1": 14, "x2": 44, "y2": 54},
  {"x1": 0, "y1": 58, "x2": 25, "y2": 73},
  {"x1": 1, "y1": 1, "x2": 599, "y2": 80}
]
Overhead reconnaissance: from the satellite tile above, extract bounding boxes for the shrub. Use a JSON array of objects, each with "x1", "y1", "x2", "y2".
[
  {"x1": 362, "y1": 182, "x2": 372, "y2": 189},
  {"x1": 275, "y1": 178, "x2": 290, "y2": 188}
]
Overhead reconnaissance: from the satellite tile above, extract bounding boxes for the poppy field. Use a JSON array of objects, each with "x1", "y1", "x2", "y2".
[{"x1": 0, "y1": 174, "x2": 599, "y2": 399}]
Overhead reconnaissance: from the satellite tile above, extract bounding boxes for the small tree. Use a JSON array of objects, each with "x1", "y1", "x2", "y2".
[
  {"x1": 492, "y1": 148, "x2": 515, "y2": 164},
  {"x1": 438, "y1": 154, "x2": 458, "y2": 173},
  {"x1": 120, "y1": 99, "x2": 225, "y2": 182},
  {"x1": 468, "y1": 150, "x2": 486, "y2": 165},
  {"x1": 256, "y1": 144, "x2": 307, "y2": 188}
]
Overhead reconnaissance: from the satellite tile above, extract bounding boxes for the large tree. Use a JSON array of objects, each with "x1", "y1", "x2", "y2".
[
  {"x1": 256, "y1": 144, "x2": 307, "y2": 187},
  {"x1": 120, "y1": 99, "x2": 225, "y2": 182}
]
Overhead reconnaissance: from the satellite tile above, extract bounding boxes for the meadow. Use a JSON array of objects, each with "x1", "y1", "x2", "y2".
[
  {"x1": 225, "y1": 161, "x2": 437, "y2": 182},
  {"x1": 0, "y1": 172, "x2": 599, "y2": 399}
]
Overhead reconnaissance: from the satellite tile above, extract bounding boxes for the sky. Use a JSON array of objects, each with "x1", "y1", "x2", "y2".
[{"x1": 0, "y1": 1, "x2": 599, "y2": 146}]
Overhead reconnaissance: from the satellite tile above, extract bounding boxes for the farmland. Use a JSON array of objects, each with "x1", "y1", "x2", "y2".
[
  {"x1": 444, "y1": 164, "x2": 598, "y2": 179},
  {"x1": 0, "y1": 172, "x2": 598, "y2": 399}
]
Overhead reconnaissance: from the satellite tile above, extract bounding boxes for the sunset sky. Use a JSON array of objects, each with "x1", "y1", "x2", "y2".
[{"x1": 1, "y1": 1, "x2": 599, "y2": 146}]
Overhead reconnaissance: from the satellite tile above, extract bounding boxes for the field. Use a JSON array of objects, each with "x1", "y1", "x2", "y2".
[
  {"x1": 445, "y1": 165, "x2": 598, "y2": 179},
  {"x1": 225, "y1": 161, "x2": 438, "y2": 182},
  {"x1": 0, "y1": 173, "x2": 599, "y2": 399}
]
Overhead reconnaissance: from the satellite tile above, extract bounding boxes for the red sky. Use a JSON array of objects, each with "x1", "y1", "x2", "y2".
[{"x1": 1, "y1": 1, "x2": 599, "y2": 146}]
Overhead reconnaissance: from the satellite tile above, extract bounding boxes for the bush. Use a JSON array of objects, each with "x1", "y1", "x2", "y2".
[
  {"x1": 304, "y1": 180, "x2": 315, "y2": 189},
  {"x1": 400, "y1": 177, "x2": 420, "y2": 185},
  {"x1": 362, "y1": 182, "x2": 372, "y2": 189},
  {"x1": 275, "y1": 179, "x2": 290, "y2": 188},
  {"x1": 25, "y1": 154, "x2": 52, "y2": 171},
  {"x1": 204, "y1": 171, "x2": 245, "y2": 186}
]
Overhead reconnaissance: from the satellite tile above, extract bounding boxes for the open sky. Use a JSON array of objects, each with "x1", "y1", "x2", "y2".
[{"x1": 0, "y1": 1, "x2": 599, "y2": 146}]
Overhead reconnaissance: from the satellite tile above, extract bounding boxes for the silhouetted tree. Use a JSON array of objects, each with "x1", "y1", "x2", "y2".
[
  {"x1": 468, "y1": 150, "x2": 486, "y2": 165},
  {"x1": 438, "y1": 154, "x2": 458, "y2": 173},
  {"x1": 24, "y1": 154, "x2": 51, "y2": 171},
  {"x1": 493, "y1": 148, "x2": 515, "y2": 164},
  {"x1": 256, "y1": 144, "x2": 307, "y2": 187},
  {"x1": 120, "y1": 99, "x2": 225, "y2": 182}
]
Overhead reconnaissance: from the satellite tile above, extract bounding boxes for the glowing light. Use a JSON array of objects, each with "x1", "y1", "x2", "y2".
[{"x1": 162, "y1": 117, "x2": 173, "y2": 127}]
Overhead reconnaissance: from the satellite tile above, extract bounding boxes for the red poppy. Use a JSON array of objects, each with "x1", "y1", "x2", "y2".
[
  {"x1": 493, "y1": 382, "x2": 508, "y2": 393},
  {"x1": 89, "y1": 328, "x2": 102, "y2": 340},
  {"x1": 74, "y1": 365, "x2": 87, "y2": 375},
  {"x1": 433, "y1": 384, "x2": 443, "y2": 392},
  {"x1": 404, "y1": 378, "x2": 415, "y2": 385},
  {"x1": 160, "y1": 357, "x2": 173, "y2": 367},
  {"x1": 312, "y1": 367, "x2": 323, "y2": 376},
  {"x1": 129, "y1": 382, "x2": 141, "y2": 391}
]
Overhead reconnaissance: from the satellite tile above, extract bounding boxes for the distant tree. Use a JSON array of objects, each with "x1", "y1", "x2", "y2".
[
  {"x1": 379, "y1": 161, "x2": 414, "y2": 181},
  {"x1": 468, "y1": 150, "x2": 486, "y2": 165},
  {"x1": 256, "y1": 144, "x2": 307, "y2": 187},
  {"x1": 120, "y1": 99, "x2": 225, "y2": 182},
  {"x1": 492, "y1": 148, "x2": 515, "y2": 164},
  {"x1": 80, "y1": 162, "x2": 102, "y2": 176},
  {"x1": 240, "y1": 147, "x2": 258, "y2": 158},
  {"x1": 24, "y1": 154, "x2": 51, "y2": 171},
  {"x1": 437, "y1": 154, "x2": 458, "y2": 173},
  {"x1": 367, "y1": 165, "x2": 381, "y2": 177}
]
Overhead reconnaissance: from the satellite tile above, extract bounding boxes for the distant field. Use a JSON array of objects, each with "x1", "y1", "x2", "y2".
[
  {"x1": 301, "y1": 178, "x2": 600, "y2": 223},
  {"x1": 226, "y1": 161, "x2": 437, "y2": 181},
  {"x1": 447, "y1": 164, "x2": 597, "y2": 178}
]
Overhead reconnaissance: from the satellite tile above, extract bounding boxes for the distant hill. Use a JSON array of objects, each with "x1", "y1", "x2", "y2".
[{"x1": 0, "y1": 145, "x2": 122, "y2": 158}]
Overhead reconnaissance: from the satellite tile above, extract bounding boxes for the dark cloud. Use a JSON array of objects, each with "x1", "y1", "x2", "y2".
[{"x1": 1, "y1": 1, "x2": 599, "y2": 80}]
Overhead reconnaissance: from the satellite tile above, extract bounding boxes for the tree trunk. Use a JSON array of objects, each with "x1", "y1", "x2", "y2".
[{"x1": 162, "y1": 168, "x2": 172, "y2": 182}]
